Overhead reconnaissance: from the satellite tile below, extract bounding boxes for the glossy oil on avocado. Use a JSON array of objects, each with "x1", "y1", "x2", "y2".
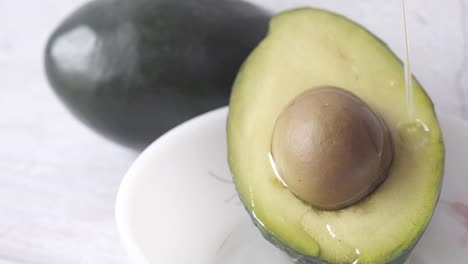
[
  {"x1": 227, "y1": 8, "x2": 444, "y2": 264},
  {"x1": 45, "y1": 0, "x2": 269, "y2": 149}
]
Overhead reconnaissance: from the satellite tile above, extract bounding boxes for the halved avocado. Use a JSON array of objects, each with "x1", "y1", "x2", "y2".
[{"x1": 227, "y1": 8, "x2": 444, "y2": 264}]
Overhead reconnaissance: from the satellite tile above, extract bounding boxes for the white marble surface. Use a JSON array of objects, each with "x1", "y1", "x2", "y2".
[{"x1": 0, "y1": 0, "x2": 467, "y2": 263}]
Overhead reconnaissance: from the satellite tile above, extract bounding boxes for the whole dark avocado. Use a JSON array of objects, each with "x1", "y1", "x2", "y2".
[{"x1": 45, "y1": 0, "x2": 269, "y2": 149}]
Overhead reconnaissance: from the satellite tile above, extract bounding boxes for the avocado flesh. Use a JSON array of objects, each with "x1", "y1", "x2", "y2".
[{"x1": 227, "y1": 8, "x2": 444, "y2": 264}]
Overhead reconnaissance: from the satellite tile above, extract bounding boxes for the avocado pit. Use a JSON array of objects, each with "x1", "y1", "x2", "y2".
[{"x1": 271, "y1": 86, "x2": 393, "y2": 210}]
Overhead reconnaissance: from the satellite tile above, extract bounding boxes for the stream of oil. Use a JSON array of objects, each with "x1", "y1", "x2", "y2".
[
  {"x1": 399, "y1": 0, "x2": 431, "y2": 148},
  {"x1": 403, "y1": 0, "x2": 414, "y2": 122}
]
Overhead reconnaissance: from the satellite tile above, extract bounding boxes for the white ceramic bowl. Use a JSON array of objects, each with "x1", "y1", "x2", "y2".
[{"x1": 115, "y1": 107, "x2": 468, "y2": 264}]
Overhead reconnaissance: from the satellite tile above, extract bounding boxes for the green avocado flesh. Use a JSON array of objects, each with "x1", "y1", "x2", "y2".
[{"x1": 227, "y1": 8, "x2": 444, "y2": 264}]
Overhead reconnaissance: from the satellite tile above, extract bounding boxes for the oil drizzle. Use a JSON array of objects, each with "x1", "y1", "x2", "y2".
[
  {"x1": 402, "y1": 0, "x2": 414, "y2": 121},
  {"x1": 398, "y1": 0, "x2": 433, "y2": 150},
  {"x1": 268, "y1": 152, "x2": 288, "y2": 188}
]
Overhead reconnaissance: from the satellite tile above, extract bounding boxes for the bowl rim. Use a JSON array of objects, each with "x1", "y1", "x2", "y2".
[{"x1": 115, "y1": 106, "x2": 228, "y2": 264}]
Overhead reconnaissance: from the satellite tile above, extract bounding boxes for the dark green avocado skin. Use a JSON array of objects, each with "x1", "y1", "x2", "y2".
[{"x1": 45, "y1": 0, "x2": 269, "y2": 149}]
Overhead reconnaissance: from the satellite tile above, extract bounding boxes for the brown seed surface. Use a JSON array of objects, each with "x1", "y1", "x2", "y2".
[{"x1": 272, "y1": 86, "x2": 393, "y2": 210}]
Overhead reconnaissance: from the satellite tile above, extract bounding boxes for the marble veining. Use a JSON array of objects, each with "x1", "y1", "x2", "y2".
[
  {"x1": 451, "y1": 202, "x2": 468, "y2": 247},
  {"x1": 456, "y1": 0, "x2": 468, "y2": 119}
]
